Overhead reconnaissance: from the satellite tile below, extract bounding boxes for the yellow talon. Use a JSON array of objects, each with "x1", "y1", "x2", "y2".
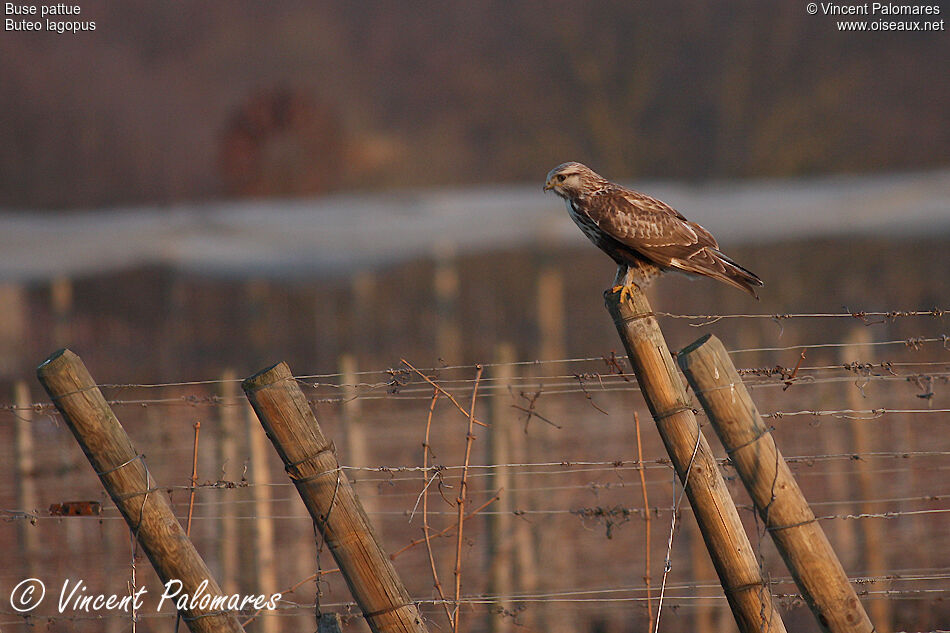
[{"x1": 609, "y1": 284, "x2": 637, "y2": 304}]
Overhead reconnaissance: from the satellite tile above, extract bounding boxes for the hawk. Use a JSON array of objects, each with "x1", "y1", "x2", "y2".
[{"x1": 544, "y1": 162, "x2": 763, "y2": 300}]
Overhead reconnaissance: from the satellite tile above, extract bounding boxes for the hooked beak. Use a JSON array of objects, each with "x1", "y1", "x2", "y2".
[{"x1": 543, "y1": 181, "x2": 555, "y2": 191}]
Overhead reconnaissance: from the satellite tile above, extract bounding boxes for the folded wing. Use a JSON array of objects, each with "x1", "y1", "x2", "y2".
[{"x1": 582, "y1": 187, "x2": 764, "y2": 298}]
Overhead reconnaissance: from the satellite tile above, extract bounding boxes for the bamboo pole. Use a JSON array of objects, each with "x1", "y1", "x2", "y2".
[
  {"x1": 678, "y1": 333, "x2": 874, "y2": 633},
  {"x1": 36, "y1": 349, "x2": 245, "y2": 633},
  {"x1": 604, "y1": 288, "x2": 786, "y2": 633},
  {"x1": 242, "y1": 362, "x2": 428, "y2": 633}
]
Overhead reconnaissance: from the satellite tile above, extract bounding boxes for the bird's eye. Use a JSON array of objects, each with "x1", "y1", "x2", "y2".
[{"x1": 556, "y1": 174, "x2": 566, "y2": 182}]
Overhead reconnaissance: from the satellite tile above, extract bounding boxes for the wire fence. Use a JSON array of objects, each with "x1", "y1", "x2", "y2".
[{"x1": 0, "y1": 309, "x2": 948, "y2": 633}]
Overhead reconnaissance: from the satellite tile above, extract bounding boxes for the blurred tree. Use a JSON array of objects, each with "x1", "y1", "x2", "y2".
[
  {"x1": 219, "y1": 87, "x2": 345, "y2": 196},
  {"x1": 0, "y1": 0, "x2": 946, "y2": 208}
]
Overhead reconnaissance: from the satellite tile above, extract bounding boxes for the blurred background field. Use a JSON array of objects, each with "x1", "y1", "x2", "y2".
[{"x1": 0, "y1": 2, "x2": 948, "y2": 633}]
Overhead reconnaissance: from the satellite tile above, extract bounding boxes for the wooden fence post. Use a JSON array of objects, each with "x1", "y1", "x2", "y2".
[
  {"x1": 50, "y1": 277, "x2": 73, "y2": 347},
  {"x1": 339, "y1": 354, "x2": 377, "y2": 517},
  {"x1": 247, "y1": 406, "x2": 279, "y2": 633},
  {"x1": 536, "y1": 267, "x2": 566, "y2": 363},
  {"x1": 841, "y1": 327, "x2": 892, "y2": 632},
  {"x1": 505, "y1": 353, "x2": 539, "y2": 629},
  {"x1": 604, "y1": 288, "x2": 786, "y2": 633},
  {"x1": 0, "y1": 283, "x2": 27, "y2": 374},
  {"x1": 216, "y1": 370, "x2": 243, "y2": 596},
  {"x1": 434, "y1": 242, "x2": 462, "y2": 363},
  {"x1": 818, "y1": 389, "x2": 858, "y2": 571},
  {"x1": 533, "y1": 266, "x2": 578, "y2": 633},
  {"x1": 350, "y1": 272, "x2": 377, "y2": 359},
  {"x1": 242, "y1": 362, "x2": 428, "y2": 633},
  {"x1": 688, "y1": 517, "x2": 726, "y2": 633},
  {"x1": 36, "y1": 349, "x2": 245, "y2": 633},
  {"x1": 13, "y1": 381, "x2": 40, "y2": 579},
  {"x1": 678, "y1": 333, "x2": 874, "y2": 633},
  {"x1": 487, "y1": 343, "x2": 515, "y2": 632}
]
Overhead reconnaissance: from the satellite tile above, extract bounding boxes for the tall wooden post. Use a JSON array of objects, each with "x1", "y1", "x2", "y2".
[
  {"x1": 679, "y1": 333, "x2": 874, "y2": 633},
  {"x1": 506, "y1": 359, "x2": 539, "y2": 629},
  {"x1": 487, "y1": 343, "x2": 515, "y2": 631},
  {"x1": 841, "y1": 328, "x2": 892, "y2": 632},
  {"x1": 247, "y1": 407, "x2": 280, "y2": 633},
  {"x1": 533, "y1": 266, "x2": 577, "y2": 633},
  {"x1": 36, "y1": 349, "x2": 245, "y2": 633},
  {"x1": 536, "y1": 267, "x2": 566, "y2": 363},
  {"x1": 13, "y1": 381, "x2": 39, "y2": 579},
  {"x1": 434, "y1": 242, "x2": 462, "y2": 363},
  {"x1": 688, "y1": 518, "x2": 723, "y2": 633},
  {"x1": 0, "y1": 283, "x2": 27, "y2": 374},
  {"x1": 339, "y1": 354, "x2": 377, "y2": 517},
  {"x1": 818, "y1": 385, "x2": 858, "y2": 570},
  {"x1": 50, "y1": 276, "x2": 73, "y2": 347},
  {"x1": 49, "y1": 281, "x2": 82, "y2": 559},
  {"x1": 604, "y1": 288, "x2": 786, "y2": 633},
  {"x1": 350, "y1": 272, "x2": 377, "y2": 360},
  {"x1": 242, "y1": 362, "x2": 428, "y2": 633},
  {"x1": 216, "y1": 370, "x2": 242, "y2": 595}
]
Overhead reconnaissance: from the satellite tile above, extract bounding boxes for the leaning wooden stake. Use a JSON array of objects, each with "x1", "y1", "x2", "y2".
[
  {"x1": 36, "y1": 349, "x2": 244, "y2": 633},
  {"x1": 242, "y1": 362, "x2": 428, "y2": 633},
  {"x1": 677, "y1": 334, "x2": 873, "y2": 632},
  {"x1": 604, "y1": 289, "x2": 786, "y2": 633}
]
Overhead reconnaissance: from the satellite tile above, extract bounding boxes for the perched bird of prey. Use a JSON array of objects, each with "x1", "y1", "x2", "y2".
[{"x1": 544, "y1": 162, "x2": 763, "y2": 300}]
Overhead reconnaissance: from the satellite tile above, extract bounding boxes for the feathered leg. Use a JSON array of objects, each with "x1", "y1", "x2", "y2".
[
  {"x1": 609, "y1": 260, "x2": 664, "y2": 304},
  {"x1": 609, "y1": 264, "x2": 637, "y2": 304},
  {"x1": 612, "y1": 264, "x2": 628, "y2": 288}
]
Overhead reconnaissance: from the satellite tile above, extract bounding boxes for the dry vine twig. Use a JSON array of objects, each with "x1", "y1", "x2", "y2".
[
  {"x1": 421, "y1": 388, "x2": 453, "y2": 628},
  {"x1": 392, "y1": 492, "x2": 501, "y2": 560},
  {"x1": 175, "y1": 420, "x2": 202, "y2": 633},
  {"x1": 634, "y1": 412, "x2": 654, "y2": 630},
  {"x1": 453, "y1": 365, "x2": 483, "y2": 632},
  {"x1": 783, "y1": 350, "x2": 807, "y2": 391},
  {"x1": 185, "y1": 420, "x2": 201, "y2": 535},
  {"x1": 241, "y1": 568, "x2": 341, "y2": 627},
  {"x1": 402, "y1": 359, "x2": 488, "y2": 427}
]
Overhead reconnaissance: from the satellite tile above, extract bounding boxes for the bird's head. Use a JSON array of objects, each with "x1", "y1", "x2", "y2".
[{"x1": 543, "y1": 162, "x2": 604, "y2": 199}]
